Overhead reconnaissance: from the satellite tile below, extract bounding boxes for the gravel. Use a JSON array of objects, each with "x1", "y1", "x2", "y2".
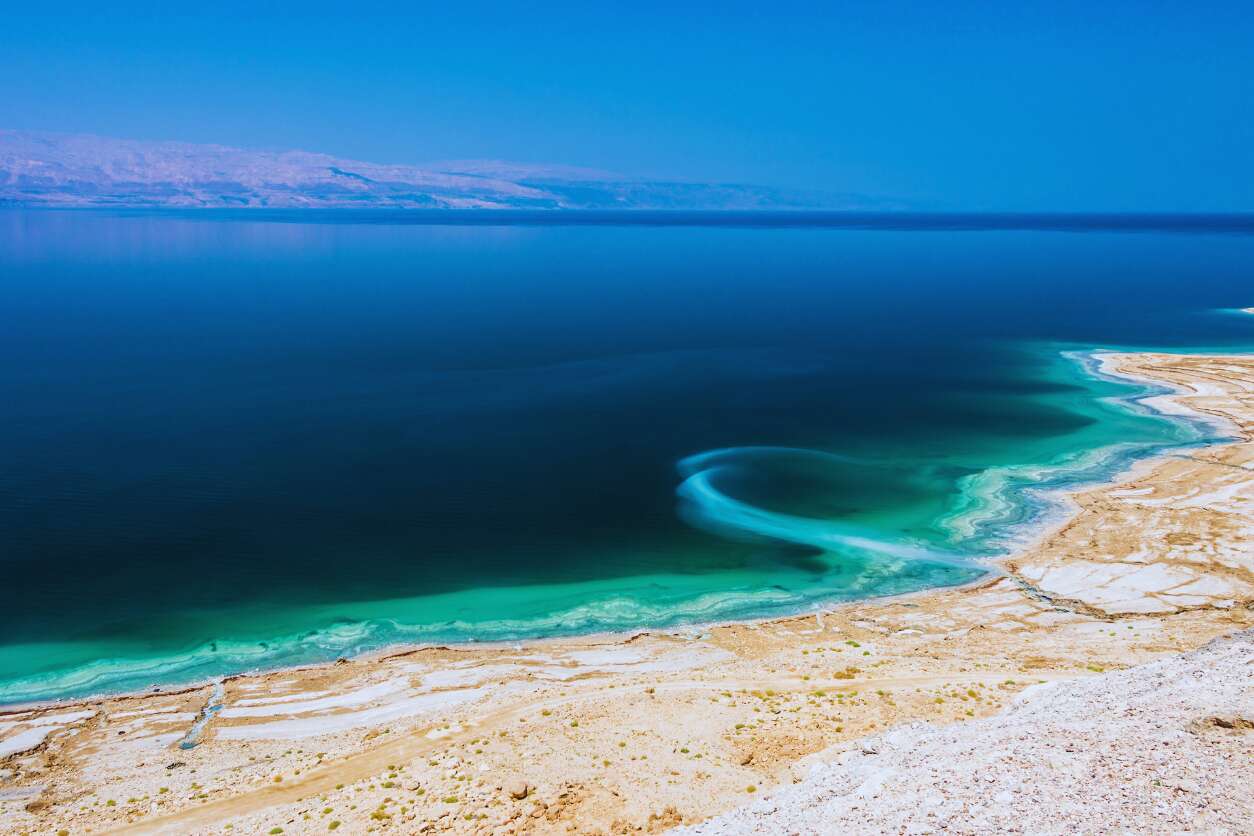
[{"x1": 681, "y1": 629, "x2": 1253, "y2": 835}]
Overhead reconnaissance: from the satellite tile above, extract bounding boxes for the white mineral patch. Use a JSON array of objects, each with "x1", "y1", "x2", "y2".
[
  {"x1": 0, "y1": 728, "x2": 55, "y2": 758},
  {"x1": 216, "y1": 687, "x2": 488, "y2": 740},
  {"x1": 0, "y1": 708, "x2": 96, "y2": 757},
  {"x1": 232, "y1": 689, "x2": 332, "y2": 707},
  {"x1": 418, "y1": 665, "x2": 521, "y2": 689},
  {"x1": 563, "y1": 647, "x2": 650, "y2": 666},
  {"x1": 220, "y1": 678, "x2": 408, "y2": 718}
]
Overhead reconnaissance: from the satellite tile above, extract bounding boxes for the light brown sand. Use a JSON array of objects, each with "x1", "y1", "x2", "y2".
[{"x1": 1, "y1": 352, "x2": 1250, "y2": 835}]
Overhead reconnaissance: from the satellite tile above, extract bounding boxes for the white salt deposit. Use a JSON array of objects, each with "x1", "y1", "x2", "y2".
[
  {"x1": 216, "y1": 687, "x2": 489, "y2": 740},
  {"x1": 220, "y1": 678, "x2": 408, "y2": 718}
]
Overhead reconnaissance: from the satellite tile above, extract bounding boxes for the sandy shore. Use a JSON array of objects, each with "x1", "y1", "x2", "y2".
[{"x1": 1, "y1": 351, "x2": 1251, "y2": 835}]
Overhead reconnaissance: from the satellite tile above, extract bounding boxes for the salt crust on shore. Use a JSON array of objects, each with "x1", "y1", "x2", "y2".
[
  {"x1": 1, "y1": 351, "x2": 1251, "y2": 834},
  {"x1": 1008, "y1": 353, "x2": 1253, "y2": 618}
]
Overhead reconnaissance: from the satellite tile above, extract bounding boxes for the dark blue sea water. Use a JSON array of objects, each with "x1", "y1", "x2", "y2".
[{"x1": 2, "y1": 209, "x2": 1252, "y2": 703}]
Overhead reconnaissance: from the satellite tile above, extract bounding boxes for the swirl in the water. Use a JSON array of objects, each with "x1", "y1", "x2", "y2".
[{"x1": 676, "y1": 446, "x2": 967, "y2": 565}]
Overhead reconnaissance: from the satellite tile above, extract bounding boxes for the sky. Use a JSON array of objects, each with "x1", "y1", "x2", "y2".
[{"x1": 3, "y1": 0, "x2": 1252, "y2": 210}]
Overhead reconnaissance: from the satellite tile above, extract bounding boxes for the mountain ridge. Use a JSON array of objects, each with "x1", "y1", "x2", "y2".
[{"x1": 0, "y1": 130, "x2": 898, "y2": 211}]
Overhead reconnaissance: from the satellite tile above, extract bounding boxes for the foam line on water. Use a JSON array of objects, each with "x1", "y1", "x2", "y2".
[
  {"x1": 0, "y1": 557, "x2": 981, "y2": 706},
  {"x1": 676, "y1": 446, "x2": 966, "y2": 564}
]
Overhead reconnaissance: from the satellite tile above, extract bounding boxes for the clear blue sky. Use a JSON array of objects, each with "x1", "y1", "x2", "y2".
[{"x1": 4, "y1": 1, "x2": 1252, "y2": 210}]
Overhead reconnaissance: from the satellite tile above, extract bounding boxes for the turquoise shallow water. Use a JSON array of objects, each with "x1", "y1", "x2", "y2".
[{"x1": 1, "y1": 210, "x2": 1252, "y2": 704}]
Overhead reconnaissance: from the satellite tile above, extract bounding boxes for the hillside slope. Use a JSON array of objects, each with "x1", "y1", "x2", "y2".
[{"x1": 0, "y1": 130, "x2": 893, "y2": 210}]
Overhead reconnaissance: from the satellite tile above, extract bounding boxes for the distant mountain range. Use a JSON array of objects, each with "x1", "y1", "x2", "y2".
[{"x1": 0, "y1": 130, "x2": 897, "y2": 211}]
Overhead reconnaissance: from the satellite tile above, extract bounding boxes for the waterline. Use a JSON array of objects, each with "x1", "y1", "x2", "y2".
[{"x1": 0, "y1": 348, "x2": 1235, "y2": 707}]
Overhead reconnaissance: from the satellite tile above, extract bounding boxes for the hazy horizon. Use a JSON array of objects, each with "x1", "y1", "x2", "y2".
[{"x1": 4, "y1": 1, "x2": 1253, "y2": 212}]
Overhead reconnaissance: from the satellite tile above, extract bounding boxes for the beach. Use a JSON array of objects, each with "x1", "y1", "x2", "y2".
[{"x1": 0, "y1": 348, "x2": 1250, "y2": 834}]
